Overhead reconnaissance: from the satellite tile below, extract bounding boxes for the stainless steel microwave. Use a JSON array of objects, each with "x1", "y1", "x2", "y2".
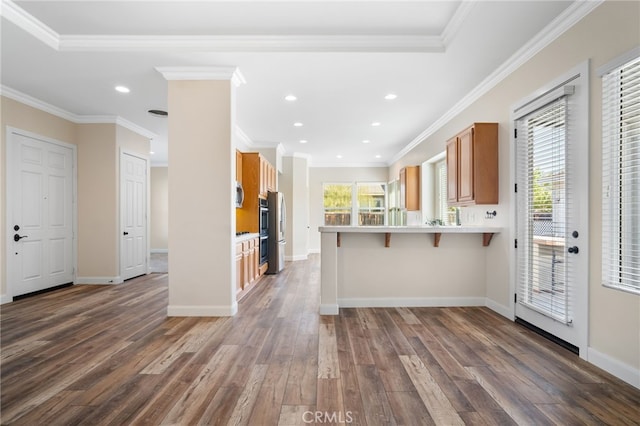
[{"x1": 235, "y1": 181, "x2": 244, "y2": 208}]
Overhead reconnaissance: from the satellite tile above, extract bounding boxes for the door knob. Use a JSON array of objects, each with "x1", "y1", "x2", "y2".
[
  {"x1": 568, "y1": 246, "x2": 579, "y2": 254},
  {"x1": 14, "y1": 234, "x2": 28, "y2": 242},
  {"x1": 123, "y1": 231, "x2": 129, "y2": 236}
]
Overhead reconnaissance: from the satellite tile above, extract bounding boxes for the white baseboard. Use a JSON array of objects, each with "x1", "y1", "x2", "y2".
[
  {"x1": 285, "y1": 254, "x2": 308, "y2": 262},
  {"x1": 338, "y1": 297, "x2": 486, "y2": 308},
  {"x1": 485, "y1": 298, "x2": 513, "y2": 320},
  {"x1": 151, "y1": 249, "x2": 168, "y2": 254},
  {"x1": 588, "y1": 347, "x2": 640, "y2": 389},
  {"x1": 167, "y1": 303, "x2": 237, "y2": 317},
  {"x1": 76, "y1": 276, "x2": 123, "y2": 285},
  {"x1": 0, "y1": 294, "x2": 13, "y2": 304},
  {"x1": 320, "y1": 304, "x2": 339, "y2": 315}
]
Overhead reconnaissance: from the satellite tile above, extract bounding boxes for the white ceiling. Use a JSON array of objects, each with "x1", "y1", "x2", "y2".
[{"x1": 1, "y1": 0, "x2": 575, "y2": 167}]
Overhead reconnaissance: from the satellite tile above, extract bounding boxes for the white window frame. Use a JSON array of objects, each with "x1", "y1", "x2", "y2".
[
  {"x1": 599, "y1": 48, "x2": 640, "y2": 295},
  {"x1": 322, "y1": 182, "x2": 387, "y2": 226}
]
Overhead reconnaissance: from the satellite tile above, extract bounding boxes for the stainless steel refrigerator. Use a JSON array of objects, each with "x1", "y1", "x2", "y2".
[{"x1": 267, "y1": 191, "x2": 286, "y2": 274}]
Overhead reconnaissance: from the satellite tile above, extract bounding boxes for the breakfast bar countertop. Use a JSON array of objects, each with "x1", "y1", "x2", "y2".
[{"x1": 318, "y1": 225, "x2": 502, "y2": 234}]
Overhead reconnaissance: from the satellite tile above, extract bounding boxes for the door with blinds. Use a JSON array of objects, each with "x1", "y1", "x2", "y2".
[{"x1": 514, "y1": 66, "x2": 589, "y2": 356}]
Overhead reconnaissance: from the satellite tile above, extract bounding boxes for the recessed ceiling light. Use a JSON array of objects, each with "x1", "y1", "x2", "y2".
[
  {"x1": 336, "y1": 154, "x2": 343, "y2": 159},
  {"x1": 362, "y1": 140, "x2": 371, "y2": 144},
  {"x1": 299, "y1": 140, "x2": 308, "y2": 144},
  {"x1": 285, "y1": 95, "x2": 297, "y2": 101},
  {"x1": 384, "y1": 93, "x2": 397, "y2": 100},
  {"x1": 115, "y1": 85, "x2": 130, "y2": 93},
  {"x1": 150, "y1": 151, "x2": 155, "y2": 155},
  {"x1": 371, "y1": 122, "x2": 381, "y2": 127},
  {"x1": 375, "y1": 154, "x2": 382, "y2": 159},
  {"x1": 294, "y1": 122, "x2": 304, "y2": 127}
]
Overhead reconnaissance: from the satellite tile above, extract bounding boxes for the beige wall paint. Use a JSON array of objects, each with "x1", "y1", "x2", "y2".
[
  {"x1": 1, "y1": 97, "x2": 77, "y2": 297},
  {"x1": 390, "y1": 1, "x2": 640, "y2": 374},
  {"x1": 308, "y1": 166, "x2": 389, "y2": 252},
  {"x1": 75, "y1": 124, "x2": 118, "y2": 279},
  {"x1": 0, "y1": 97, "x2": 150, "y2": 289},
  {"x1": 281, "y1": 155, "x2": 310, "y2": 260},
  {"x1": 337, "y1": 233, "x2": 486, "y2": 301},
  {"x1": 150, "y1": 167, "x2": 169, "y2": 251},
  {"x1": 167, "y1": 79, "x2": 236, "y2": 316}
]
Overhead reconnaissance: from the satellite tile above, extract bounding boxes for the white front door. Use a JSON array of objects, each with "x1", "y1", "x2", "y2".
[
  {"x1": 120, "y1": 152, "x2": 148, "y2": 280},
  {"x1": 513, "y1": 64, "x2": 589, "y2": 357},
  {"x1": 7, "y1": 130, "x2": 75, "y2": 297}
]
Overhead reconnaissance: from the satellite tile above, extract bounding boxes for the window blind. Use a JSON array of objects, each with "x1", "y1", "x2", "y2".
[
  {"x1": 602, "y1": 55, "x2": 640, "y2": 294},
  {"x1": 516, "y1": 97, "x2": 572, "y2": 324},
  {"x1": 435, "y1": 160, "x2": 448, "y2": 224}
]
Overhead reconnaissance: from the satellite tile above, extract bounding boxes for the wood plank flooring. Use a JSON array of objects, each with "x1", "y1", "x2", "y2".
[{"x1": 1, "y1": 254, "x2": 639, "y2": 425}]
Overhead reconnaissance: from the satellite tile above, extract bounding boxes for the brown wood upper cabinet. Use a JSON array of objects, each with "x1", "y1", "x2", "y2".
[
  {"x1": 399, "y1": 165, "x2": 420, "y2": 211},
  {"x1": 446, "y1": 123, "x2": 498, "y2": 206},
  {"x1": 235, "y1": 150, "x2": 243, "y2": 183},
  {"x1": 237, "y1": 152, "x2": 276, "y2": 233}
]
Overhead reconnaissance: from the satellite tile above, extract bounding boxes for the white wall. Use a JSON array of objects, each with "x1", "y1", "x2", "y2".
[{"x1": 308, "y1": 166, "x2": 389, "y2": 252}]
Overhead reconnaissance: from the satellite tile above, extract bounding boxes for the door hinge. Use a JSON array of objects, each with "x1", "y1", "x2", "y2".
[
  {"x1": 514, "y1": 239, "x2": 518, "y2": 249},
  {"x1": 514, "y1": 128, "x2": 518, "y2": 138},
  {"x1": 515, "y1": 183, "x2": 518, "y2": 193},
  {"x1": 514, "y1": 293, "x2": 518, "y2": 303}
]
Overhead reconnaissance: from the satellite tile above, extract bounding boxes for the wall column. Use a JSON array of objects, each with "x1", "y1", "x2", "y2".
[{"x1": 158, "y1": 67, "x2": 245, "y2": 316}]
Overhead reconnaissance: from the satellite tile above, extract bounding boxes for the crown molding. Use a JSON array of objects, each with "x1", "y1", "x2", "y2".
[
  {"x1": 155, "y1": 66, "x2": 246, "y2": 87},
  {"x1": 234, "y1": 125, "x2": 254, "y2": 147},
  {"x1": 309, "y1": 161, "x2": 389, "y2": 168},
  {"x1": 291, "y1": 152, "x2": 312, "y2": 161},
  {"x1": 1, "y1": 85, "x2": 156, "y2": 140},
  {"x1": 1, "y1": 85, "x2": 77, "y2": 122},
  {"x1": 3, "y1": 0, "x2": 446, "y2": 53},
  {"x1": 0, "y1": 0, "x2": 59, "y2": 49},
  {"x1": 61, "y1": 34, "x2": 444, "y2": 53},
  {"x1": 389, "y1": 0, "x2": 604, "y2": 165},
  {"x1": 441, "y1": 0, "x2": 476, "y2": 47}
]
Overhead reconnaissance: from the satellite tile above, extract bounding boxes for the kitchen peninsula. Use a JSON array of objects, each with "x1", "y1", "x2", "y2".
[{"x1": 319, "y1": 225, "x2": 502, "y2": 315}]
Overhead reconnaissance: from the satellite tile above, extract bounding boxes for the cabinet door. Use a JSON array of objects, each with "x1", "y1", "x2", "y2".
[
  {"x1": 253, "y1": 237, "x2": 260, "y2": 281},
  {"x1": 399, "y1": 168, "x2": 407, "y2": 209},
  {"x1": 242, "y1": 241, "x2": 250, "y2": 289},
  {"x1": 457, "y1": 127, "x2": 474, "y2": 203},
  {"x1": 405, "y1": 166, "x2": 420, "y2": 211},
  {"x1": 236, "y1": 150, "x2": 242, "y2": 183},
  {"x1": 236, "y1": 243, "x2": 244, "y2": 292},
  {"x1": 268, "y1": 164, "x2": 276, "y2": 192},
  {"x1": 446, "y1": 138, "x2": 458, "y2": 205}
]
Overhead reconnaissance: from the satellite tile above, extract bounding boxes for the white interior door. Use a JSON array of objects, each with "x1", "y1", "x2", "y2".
[
  {"x1": 120, "y1": 152, "x2": 148, "y2": 280},
  {"x1": 513, "y1": 65, "x2": 589, "y2": 357},
  {"x1": 8, "y1": 130, "x2": 75, "y2": 297}
]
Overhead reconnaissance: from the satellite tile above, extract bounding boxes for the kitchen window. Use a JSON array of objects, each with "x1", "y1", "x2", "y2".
[
  {"x1": 323, "y1": 182, "x2": 387, "y2": 226},
  {"x1": 357, "y1": 183, "x2": 386, "y2": 226},
  {"x1": 323, "y1": 183, "x2": 352, "y2": 226},
  {"x1": 601, "y1": 50, "x2": 640, "y2": 295}
]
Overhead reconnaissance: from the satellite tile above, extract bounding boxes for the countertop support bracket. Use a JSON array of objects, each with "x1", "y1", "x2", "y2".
[
  {"x1": 433, "y1": 233, "x2": 442, "y2": 247},
  {"x1": 385, "y1": 233, "x2": 391, "y2": 248},
  {"x1": 483, "y1": 233, "x2": 494, "y2": 247},
  {"x1": 337, "y1": 232, "x2": 341, "y2": 247}
]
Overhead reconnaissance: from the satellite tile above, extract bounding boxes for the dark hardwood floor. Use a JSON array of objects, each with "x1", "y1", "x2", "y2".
[{"x1": 1, "y1": 254, "x2": 639, "y2": 425}]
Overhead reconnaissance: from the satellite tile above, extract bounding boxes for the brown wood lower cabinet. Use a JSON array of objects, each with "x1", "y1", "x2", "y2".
[
  {"x1": 235, "y1": 242, "x2": 243, "y2": 295},
  {"x1": 236, "y1": 237, "x2": 262, "y2": 300}
]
